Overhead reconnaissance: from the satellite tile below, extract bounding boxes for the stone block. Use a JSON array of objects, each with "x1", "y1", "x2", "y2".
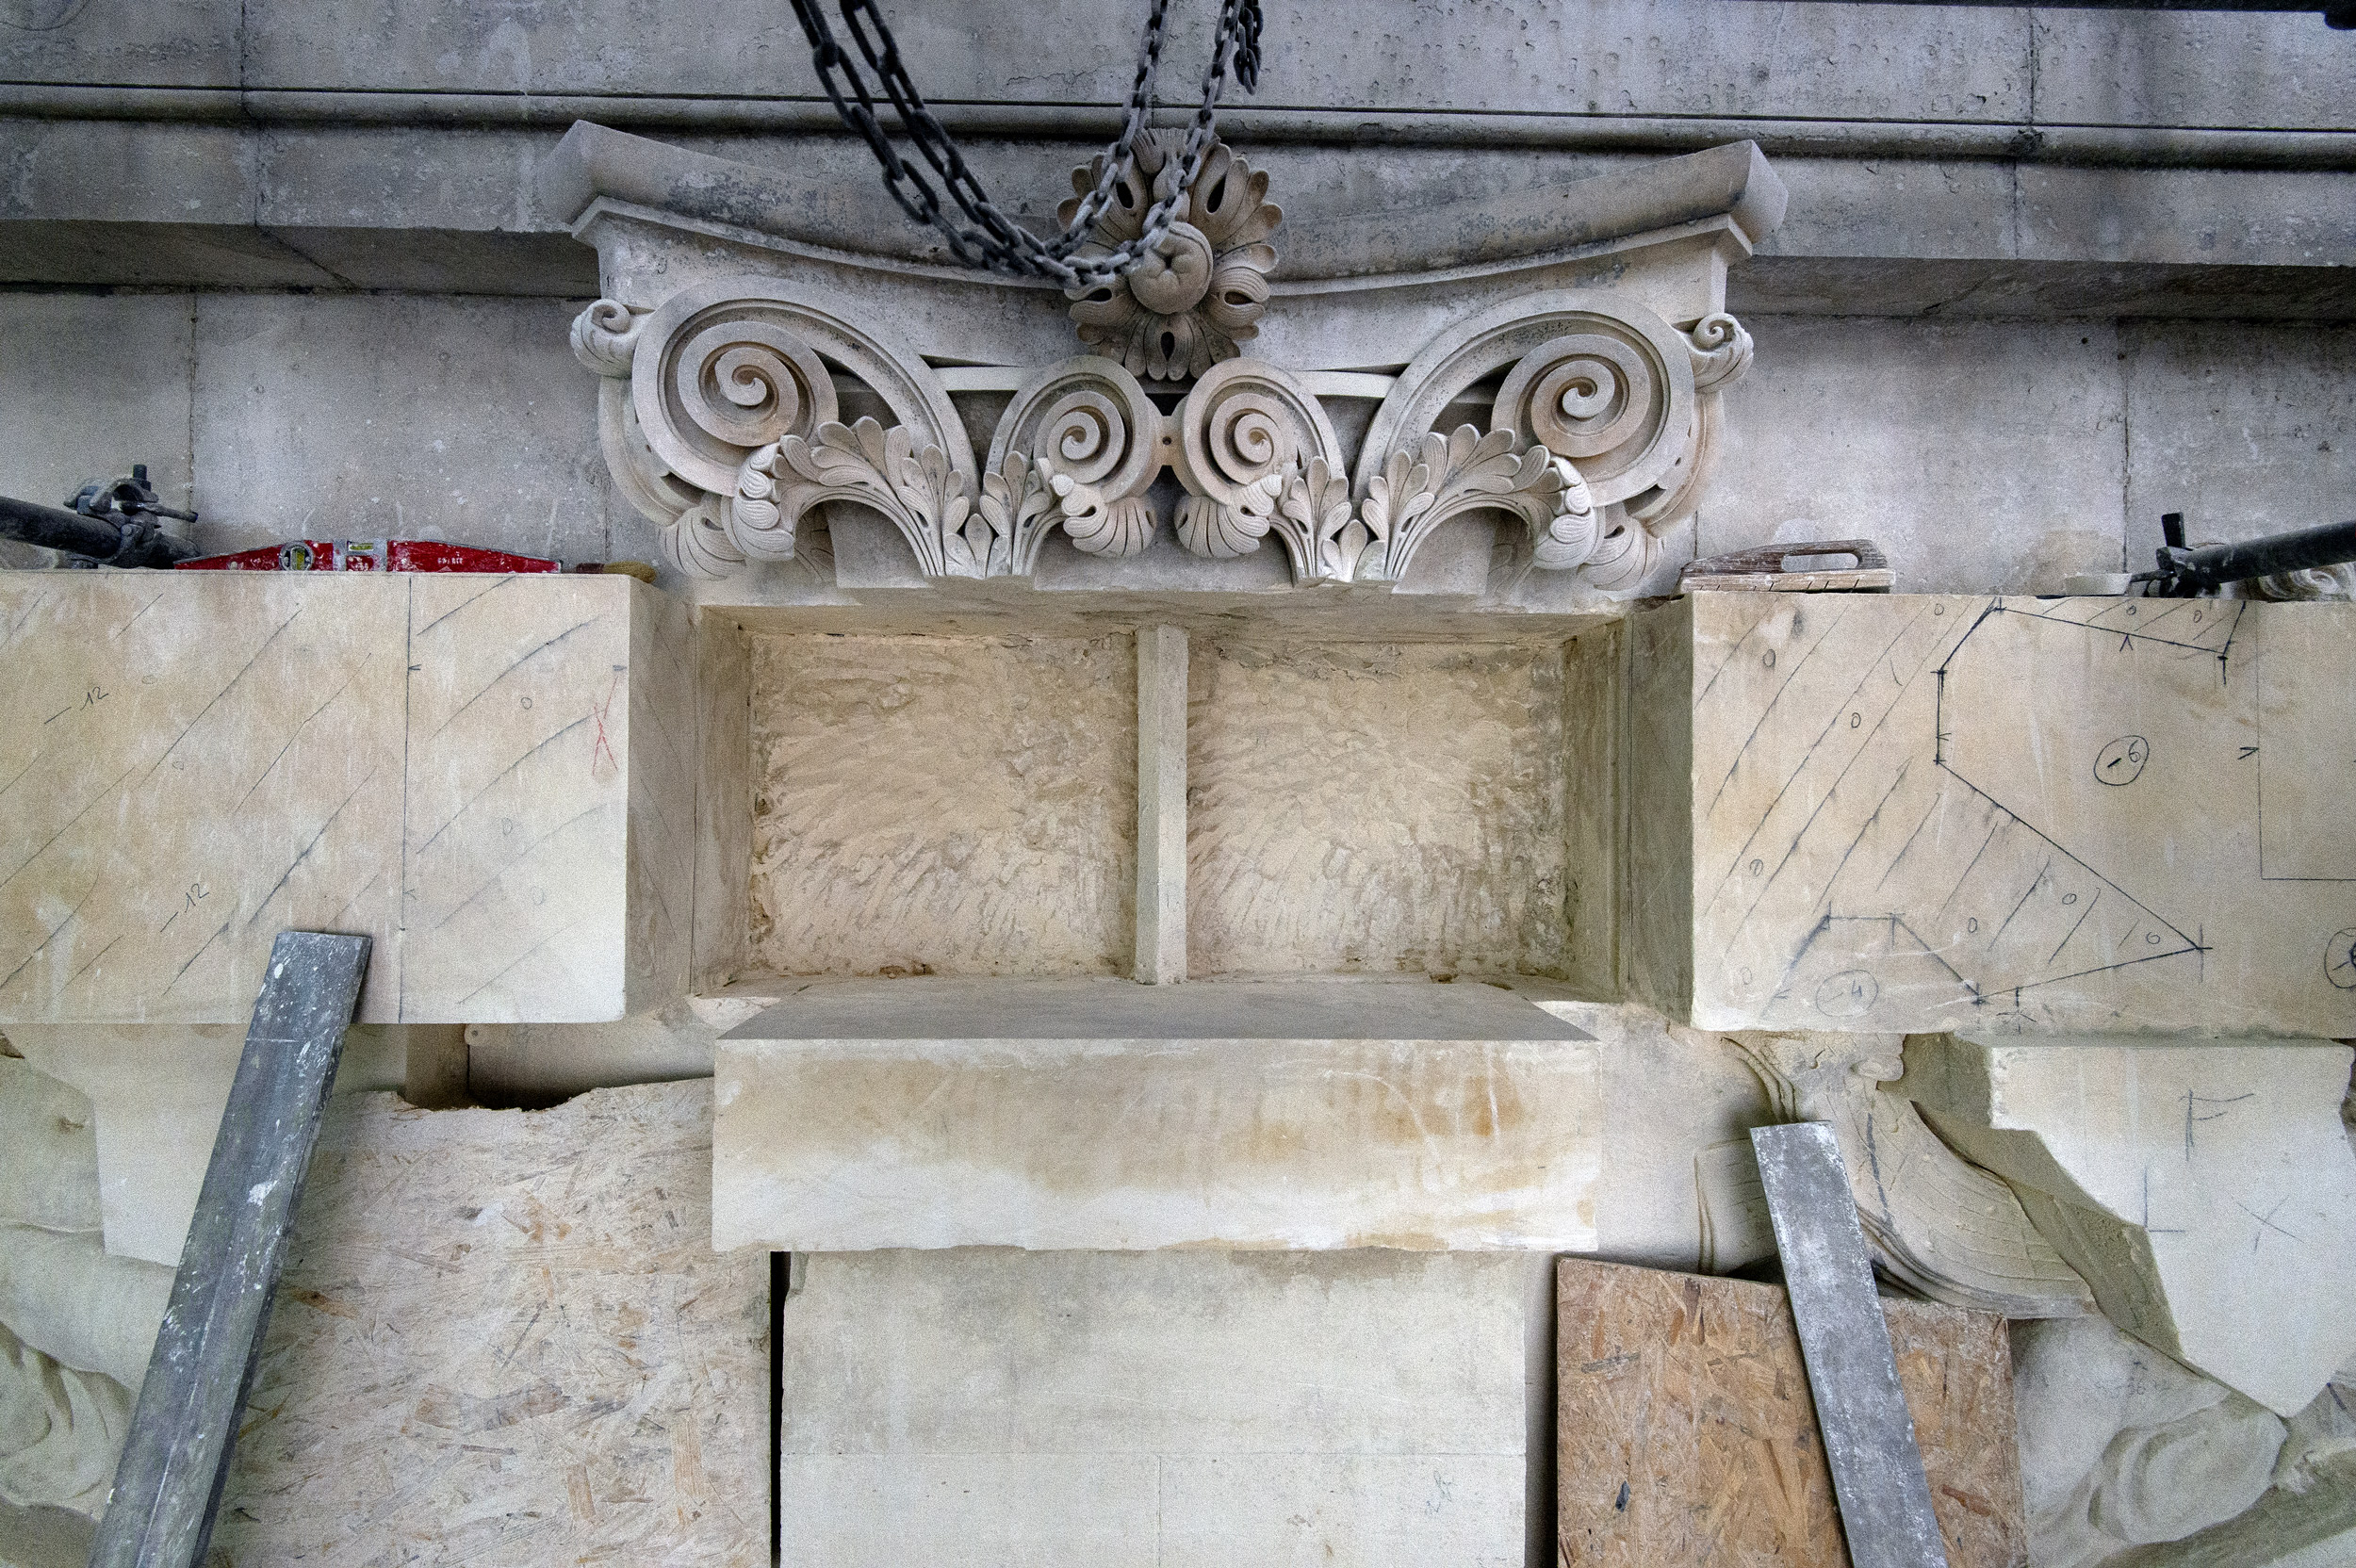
[
  {"x1": 5, "y1": 1020, "x2": 400, "y2": 1265},
  {"x1": 713, "y1": 977, "x2": 1600, "y2": 1252},
  {"x1": 1621, "y1": 593, "x2": 2356, "y2": 1037},
  {"x1": 2020, "y1": 166, "x2": 2356, "y2": 273},
  {"x1": 0, "y1": 573, "x2": 698, "y2": 1024},
  {"x1": 777, "y1": 1247, "x2": 1531, "y2": 1568},
  {"x1": 209, "y1": 1081, "x2": 766, "y2": 1566},
  {"x1": 2121, "y1": 320, "x2": 2356, "y2": 571},
  {"x1": 1706, "y1": 318, "x2": 2127, "y2": 595},
  {"x1": 0, "y1": 1055, "x2": 97, "y2": 1234},
  {"x1": 1903, "y1": 1034, "x2": 2356, "y2": 1417},
  {"x1": 777, "y1": 1454, "x2": 1160, "y2": 1568},
  {"x1": 0, "y1": 120, "x2": 256, "y2": 229},
  {"x1": 1556, "y1": 1257, "x2": 2026, "y2": 1568},
  {"x1": 1159, "y1": 1455, "x2": 1526, "y2": 1568},
  {"x1": 188, "y1": 292, "x2": 629, "y2": 563}
]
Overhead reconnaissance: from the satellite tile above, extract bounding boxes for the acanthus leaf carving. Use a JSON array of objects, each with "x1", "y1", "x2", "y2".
[
  {"x1": 1355, "y1": 426, "x2": 1600, "y2": 584},
  {"x1": 737, "y1": 417, "x2": 982, "y2": 580},
  {"x1": 982, "y1": 356, "x2": 1163, "y2": 573}
]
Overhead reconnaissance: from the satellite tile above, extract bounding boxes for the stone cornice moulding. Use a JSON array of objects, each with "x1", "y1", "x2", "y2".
[{"x1": 556, "y1": 122, "x2": 1785, "y2": 600}]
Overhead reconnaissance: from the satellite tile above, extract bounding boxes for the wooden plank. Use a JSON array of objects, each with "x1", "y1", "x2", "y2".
[{"x1": 1557, "y1": 1256, "x2": 2025, "y2": 1568}]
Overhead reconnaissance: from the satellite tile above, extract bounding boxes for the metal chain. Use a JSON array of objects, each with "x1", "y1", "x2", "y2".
[{"x1": 787, "y1": 0, "x2": 1261, "y2": 286}]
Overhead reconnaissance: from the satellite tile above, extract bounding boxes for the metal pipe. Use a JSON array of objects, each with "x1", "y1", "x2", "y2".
[
  {"x1": 2171, "y1": 519, "x2": 2356, "y2": 590},
  {"x1": 0, "y1": 494, "x2": 200, "y2": 567}
]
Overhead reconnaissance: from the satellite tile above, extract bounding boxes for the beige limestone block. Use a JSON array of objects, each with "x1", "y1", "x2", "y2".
[
  {"x1": 777, "y1": 1248, "x2": 1531, "y2": 1568},
  {"x1": 7, "y1": 1020, "x2": 400, "y2": 1265},
  {"x1": 1188, "y1": 638, "x2": 1574, "y2": 979},
  {"x1": 1624, "y1": 593, "x2": 2356, "y2": 1036},
  {"x1": 713, "y1": 977, "x2": 1599, "y2": 1252},
  {"x1": 0, "y1": 1056, "x2": 98, "y2": 1235},
  {"x1": 746, "y1": 632, "x2": 1136, "y2": 978},
  {"x1": 210, "y1": 1081, "x2": 764, "y2": 1566},
  {"x1": 1904, "y1": 1034, "x2": 2356, "y2": 1417},
  {"x1": 0, "y1": 573, "x2": 697, "y2": 1024}
]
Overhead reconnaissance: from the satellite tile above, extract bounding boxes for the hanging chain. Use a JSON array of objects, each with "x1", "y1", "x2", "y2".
[{"x1": 787, "y1": 0, "x2": 1262, "y2": 286}]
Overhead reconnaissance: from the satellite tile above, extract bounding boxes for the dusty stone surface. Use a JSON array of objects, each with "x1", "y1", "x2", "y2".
[
  {"x1": 211, "y1": 1081, "x2": 766, "y2": 1566},
  {"x1": 2013, "y1": 1315, "x2": 2299, "y2": 1567},
  {"x1": 5, "y1": 1021, "x2": 400, "y2": 1266},
  {"x1": 0, "y1": 574, "x2": 695, "y2": 1024},
  {"x1": 747, "y1": 631, "x2": 1137, "y2": 978},
  {"x1": 1188, "y1": 639, "x2": 1572, "y2": 978},
  {"x1": 1709, "y1": 318, "x2": 2127, "y2": 595},
  {"x1": 777, "y1": 1247, "x2": 1530, "y2": 1568},
  {"x1": 713, "y1": 977, "x2": 1601, "y2": 1252},
  {"x1": 0, "y1": 1057, "x2": 97, "y2": 1235},
  {"x1": 1909, "y1": 1035, "x2": 2356, "y2": 1418},
  {"x1": 1628, "y1": 594, "x2": 2356, "y2": 1037}
]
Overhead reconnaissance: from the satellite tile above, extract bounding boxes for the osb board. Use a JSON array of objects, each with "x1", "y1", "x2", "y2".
[
  {"x1": 212, "y1": 1081, "x2": 764, "y2": 1567},
  {"x1": 1188, "y1": 640, "x2": 1572, "y2": 978},
  {"x1": 1557, "y1": 1258, "x2": 2025, "y2": 1568},
  {"x1": 746, "y1": 632, "x2": 1136, "y2": 977},
  {"x1": 0, "y1": 574, "x2": 694, "y2": 1023},
  {"x1": 1669, "y1": 594, "x2": 2356, "y2": 1034}
]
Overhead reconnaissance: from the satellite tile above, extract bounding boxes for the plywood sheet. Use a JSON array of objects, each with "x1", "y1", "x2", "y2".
[
  {"x1": 212, "y1": 1081, "x2": 765, "y2": 1566},
  {"x1": 0, "y1": 574, "x2": 695, "y2": 1022},
  {"x1": 1557, "y1": 1257, "x2": 2024, "y2": 1568},
  {"x1": 1658, "y1": 594, "x2": 2356, "y2": 1034}
]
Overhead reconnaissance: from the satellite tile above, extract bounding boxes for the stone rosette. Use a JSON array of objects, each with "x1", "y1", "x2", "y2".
[{"x1": 1058, "y1": 132, "x2": 1279, "y2": 382}]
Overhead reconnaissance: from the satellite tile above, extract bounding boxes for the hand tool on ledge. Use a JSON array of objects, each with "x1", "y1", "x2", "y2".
[
  {"x1": 1, "y1": 461, "x2": 654, "y2": 579},
  {"x1": 1680, "y1": 538, "x2": 1894, "y2": 593}
]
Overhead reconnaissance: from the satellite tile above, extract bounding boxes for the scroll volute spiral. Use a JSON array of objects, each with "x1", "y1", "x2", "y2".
[
  {"x1": 1489, "y1": 311, "x2": 1693, "y2": 509},
  {"x1": 633, "y1": 302, "x2": 841, "y2": 498}
]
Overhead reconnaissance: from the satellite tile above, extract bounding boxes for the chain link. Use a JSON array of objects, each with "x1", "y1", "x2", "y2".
[{"x1": 787, "y1": 0, "x2": 1260, "y2": 287}]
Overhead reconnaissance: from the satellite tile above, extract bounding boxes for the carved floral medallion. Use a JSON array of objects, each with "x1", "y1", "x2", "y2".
[{"x1": 1057, "y1": 132, "x2": 1280, "y2": 381}]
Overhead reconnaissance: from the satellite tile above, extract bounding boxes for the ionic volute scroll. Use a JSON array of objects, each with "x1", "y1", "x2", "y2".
[
  {"x1": 1169, "y1": 360, "x2": 1350, "y2": 580},
  {"x1": 980, "y1": 358, "x2": 1165, "y2": 577},
  {"x1": 571, "y1": 279, "x2": 974, "y2": 580}
]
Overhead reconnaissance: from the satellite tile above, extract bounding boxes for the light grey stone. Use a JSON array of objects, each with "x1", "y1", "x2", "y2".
[
  {"x1": 2027, "y1": 10, "x2": 2356, "y2": 133},
  {"x1": 2120, "y1": 320, "x2": 2356, "y2": 570},
  {"x1": 0, "y1": 119, "x2": 256, "y2": 226},
  {"x1": 0, "y1": 291, "x2": 195, "y2": 525},
  {"x1": 1706, "y1": 318, "x2": 2128, "y2": 593},
  {"x1": 2021, "y1": 166, "x2": 2356, "y2": 271},
  {"x1": 0, "y1": 0, "x2": 240, "y2": 88},
  {"x1": 777, "y1": 1454, "x2": 1160, "y2": 1568},
  {"x1": 0, "y1": 1224, "x2": 172, "y2": 1389},
  {"x1": 0, "y1": 1057, "x2": 97, "y2": 1234},
  {"x1": 1158, "y1": 1454, "x2": 1524, "y2": 1568},
  {"x1": 188, "y1": 292, "x2": 633, "y2": 563},
  {"x1": 2013, "y1": 1315, "x2": 2292, "y2": 1567},
  {"x1": 465, "y1": 1004, "x2": 719, "y2": 1108},
  {"x1": 777, "y1": 1247, "x2": 1530, "y2": 1567}
]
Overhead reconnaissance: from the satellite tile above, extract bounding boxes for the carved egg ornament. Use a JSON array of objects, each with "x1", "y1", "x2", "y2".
[{"x1": 1059, "y1": 132, "x2": 1280, "y2": 381}]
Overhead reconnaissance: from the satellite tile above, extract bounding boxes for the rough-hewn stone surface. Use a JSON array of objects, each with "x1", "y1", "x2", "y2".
[
  {"x1": 1188, "y1": 639, "x2": 1571, "y2": 978},
  {"x1": 212, "y1": 1082, "x2": 766, "y2": 1567},
  {"x1": 747, "y1": 632, "x2": 1137, "y2": 978}
]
